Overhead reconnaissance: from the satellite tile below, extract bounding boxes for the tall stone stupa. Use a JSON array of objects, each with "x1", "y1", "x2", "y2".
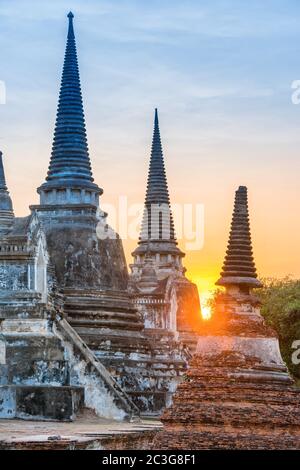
[{"x1": 130, "y1": 109, "x2": 202, "y2": 350}]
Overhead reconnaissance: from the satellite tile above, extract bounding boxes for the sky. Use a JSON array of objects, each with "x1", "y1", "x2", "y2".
[{"x1": 0, "y1": 0, "x2": 300, "y2": 299}]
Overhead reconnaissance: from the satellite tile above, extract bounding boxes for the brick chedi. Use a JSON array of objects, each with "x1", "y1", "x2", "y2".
[
  {"x1": 153, "y1": 186, "x2": 300, "y2": 449},
  {"x1": 216, "y1": 185, "x2": 262, "y2": 289},
  {"x1": 130, "y1": 109, "x2": 201, "y2": 352}
]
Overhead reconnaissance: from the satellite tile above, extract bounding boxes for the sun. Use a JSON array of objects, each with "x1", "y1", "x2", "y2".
[
  {"x1": 201, "y1": 303, "x2": 212, "y2": 320},
  {"x1": 200, "y1": 292, "x2": 213, "y2": 320}
]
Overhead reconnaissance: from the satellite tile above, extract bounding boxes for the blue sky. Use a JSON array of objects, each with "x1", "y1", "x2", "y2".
[{"x1": 0, "y1": 0, "x2": 300, "y2": 286}]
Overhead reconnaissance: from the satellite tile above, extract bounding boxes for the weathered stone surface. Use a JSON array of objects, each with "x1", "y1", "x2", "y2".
[{"x1": 0, "y1": 385, "x2": 83, "y2": 421}]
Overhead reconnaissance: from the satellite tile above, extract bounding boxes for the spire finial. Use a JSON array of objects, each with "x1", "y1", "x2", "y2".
[
  {"x1": 0, "y1": 151, "x2": 14, "y2": 228},
  {"x1": 0, "y1": 151, "x2": 7, "y2": 191},
  {"x1": 67, "y1": 11, "x2": 74, "y2": 38}
]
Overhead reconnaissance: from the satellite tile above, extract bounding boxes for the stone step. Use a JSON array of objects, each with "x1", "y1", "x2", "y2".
[
  {"x1": 0, "y1": 385, "x2": 84, "y2": 421},
  {"x1": 67, "y1": 310, "x2": 140, "y2": 321},
  {"x1": 115, "y1": 370, "x2": 181, "y2": 389},
  {"x1": 81, "y1": 333, "x2": 151, "y2": 354},
  {"x1": 5, "y1": 360, "x2": 69, "y2": 386},
  {"x1": 0, "y1": 319, "x2": 50, "y2": 335},
  {"x1": 126, "y1": 390, "x2": 172, "y2": 414},
  {"x1": 69, "y1": 317, "x2": 143, "y2": 331},
  {"x1": 4, "y1": 335, "x2": 65, "y2": 362},
  {"x1": 99, "y1": 356, "x2": 186, "y2": 370}
]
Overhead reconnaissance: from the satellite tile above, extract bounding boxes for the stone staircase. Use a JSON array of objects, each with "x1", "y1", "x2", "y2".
[
  {"x1": 0, "y1": 293, "x2": 140, "y2": 422},
  {"x1": 54, "y1": 315, "x2": 140, "y2": 419},
  {"x1": 0, "y1": 316, "x2": 83, "y2": 421},
  {"x1": 63, "y1": 289, "x2": 181, "y2": 414},
  {"x1": 93, "y1": 329, "x2": 189, "y2": 415},
  {"x1": 0, "y1": 290, "x2": 187, "y2": 420}
]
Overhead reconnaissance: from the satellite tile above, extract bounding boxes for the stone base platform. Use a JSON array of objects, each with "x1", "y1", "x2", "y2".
[
  {"x1": 0, "y1": 412, "x2": 161, "y2": 450},
  {"x1": 0, "y1": 385, "x2": 83, "y2": 421}
]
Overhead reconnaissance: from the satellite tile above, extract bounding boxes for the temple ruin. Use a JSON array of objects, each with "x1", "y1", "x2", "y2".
[
  {"x1": 1, "y1": 11, "x2": 296, "y2": 451},
  {"x1": 0, "y1": 12, "x2": 201, "y2": 422},
  {"x1": 153, "y1": 186, "x2": 300, "y2": 450}
]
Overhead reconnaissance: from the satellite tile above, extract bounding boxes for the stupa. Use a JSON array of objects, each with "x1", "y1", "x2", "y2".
[
  {"x1": 153, "y1": 186, "x2": 300, "y2": 449},
  {"x1": 28, "y1": 13, "x2": 187, "y2": 415},
  {"x1": 130, "y1": 109, "x2": 201, "y2": 352}
]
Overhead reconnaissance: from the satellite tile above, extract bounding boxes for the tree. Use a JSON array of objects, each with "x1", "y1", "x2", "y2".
[{"x1": 258, "y1": 277, "x2": 300, "y2": 381}]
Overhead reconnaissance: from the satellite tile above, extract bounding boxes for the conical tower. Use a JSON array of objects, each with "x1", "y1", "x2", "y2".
[
  {"x1": 153, "y1": 186, "x2": 300, "y2": 450},
  {"x1": 140, "y1": 108, "x2": 176, "y2": 242},
  {"x1": 37, "y1": 12, "x2": 101, "y2": 206},
  {"x1": 131, "y1": 109, "x2": 184, "y2": 280},
  {"x1": 130, "y1": 109, "x2": 201, "y2": 351},
  {"x1": 216, "y1": 185, "x2": 262, "y2": 289},
  {"x1": 0, "y1": 151, "x2": 14, "y2": 231}
]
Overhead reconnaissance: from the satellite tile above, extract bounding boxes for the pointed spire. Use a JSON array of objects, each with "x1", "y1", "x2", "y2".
[
  {"x1": 0, "y1": 151, "x2": 7, "y2": 190},
  {"x1": 139, "y1": 108, "x2": 176, "y2": 241},
  {"x1": 145, "y1": 108, "x2": 171, "y2": 206},
  {"x1": 41, "y1": 12, "x2": 97, "y2": 190},
  {"x1": 0, "y1": 151, "x2": 14, "y2": 230},
  {"x1": 216, "y1": 186, "x2": 262, "y2": 288}
]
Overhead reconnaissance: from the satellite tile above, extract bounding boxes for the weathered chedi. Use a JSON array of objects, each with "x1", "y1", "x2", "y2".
[
  {"x1": 0, "y1": 147, "x2": 141, "y2": 421},
  {"x1": 31, "y1": 13, "x2": 190, "y2": 415},
  {"x1": 130, "y1": 109, "x2": 201, "y2": 351},
  {"x1": 153, "y1": 186, "x2": 300, "y2": 449},
  {"x1": 31, "y1": 12, "x2": 145, "y2": 362}
]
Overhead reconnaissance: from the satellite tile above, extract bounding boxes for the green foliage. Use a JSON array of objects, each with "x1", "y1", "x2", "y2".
[
  {"x1": 207, "y1": 289, "x2": 222, "y2": 310},
  {"x1": 257, "y1": 277, "x2": 300, "y2": 379}
]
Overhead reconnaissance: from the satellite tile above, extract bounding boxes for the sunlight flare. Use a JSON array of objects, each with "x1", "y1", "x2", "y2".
[{"x1": 200, "y1": 292, "x2": 213, "y2": 320}]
